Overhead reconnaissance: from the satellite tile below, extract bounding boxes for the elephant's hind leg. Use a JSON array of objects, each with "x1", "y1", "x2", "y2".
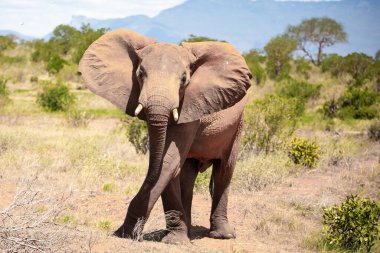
[
  {"x1": 208, "y1": 159, "x2": 236, "y2": 239},
  {"x1": 209, "y1": 117, "x2": 244, "y2": 239}
]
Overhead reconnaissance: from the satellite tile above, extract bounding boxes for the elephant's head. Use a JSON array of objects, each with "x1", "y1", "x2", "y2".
[{"x1": 79, "y1": 29, "x2": 251, "y2": 198}]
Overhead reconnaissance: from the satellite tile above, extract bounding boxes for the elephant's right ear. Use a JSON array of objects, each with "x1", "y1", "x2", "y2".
[{"x1": 79, "y1": 29, "x2": 156, "y2": 117}]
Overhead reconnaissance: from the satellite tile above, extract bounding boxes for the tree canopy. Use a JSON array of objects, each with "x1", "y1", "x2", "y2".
[
  {"x1": 180, "y1": 34, "x2": 225, "y2": 44},
  {"x1": 264, "y1": 36, "x2": 297, "y2": 79},
  {"x1": 286, "y1": 17, "x2": 347, "y2": 66},
  {"x1": 31, "y1": 24, "x2": 107, "y2": 73}
]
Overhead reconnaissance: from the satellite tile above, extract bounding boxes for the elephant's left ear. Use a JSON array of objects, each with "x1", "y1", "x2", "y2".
[{"x1": 178, "y1": 42, "x2": 252, "y2": 124}]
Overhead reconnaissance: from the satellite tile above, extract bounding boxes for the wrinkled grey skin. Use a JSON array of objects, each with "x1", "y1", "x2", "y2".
[{"x1": 79, "y1": 29, "x2": 251, "y2": 244}]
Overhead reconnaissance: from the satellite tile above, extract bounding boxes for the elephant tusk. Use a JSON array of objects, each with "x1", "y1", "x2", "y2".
[
  {"x1": 173, "y1": 108, "x2": 179, "y2": 122},
  {"x1": 134, "y1": 104, "x2": 143, "y2": 116}
]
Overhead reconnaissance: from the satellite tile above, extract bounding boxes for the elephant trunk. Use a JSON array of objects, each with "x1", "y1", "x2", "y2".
[{"x1": 115, "y1": 91, "x2": 173, "y2": 238}]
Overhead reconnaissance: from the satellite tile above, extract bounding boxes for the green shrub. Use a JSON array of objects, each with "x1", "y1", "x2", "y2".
[
  {"x1": 102, "y1": 182, "x2": 115, "y2": 192},
  {"x1": 368, "y1": 120, "x2": 380, "y2": 141},
  {"x1": 243, "y1": 94, "x2": 297, "y2": 154},
  {"x1": 287, "y1": 138, "x2": 319, "y2": 168},
  {"x1": 194, "y1": 169, "x2": 212, "y2": 192},
  {"x1": 321, "y1": 53, "x2": 344, "y2": 77},
  {"x1": 57, "y1": 214, "x2": 75, "y2": 224},
  {"x1": 264, "y1": 36, "x2": 297, "y2": 80},
  {"x1": 337, "y1": 87, "x2": 379, "y2": 119},
  {"x1": 276, "y1": 78, "x2": 321, "y2": 116},
  {"x1": 36, "y1": 80, "x2": 76, "y2": 112},
  {"x1": 47, "y1": 54, "x2": 67, "y2": 74},
  {"x1": 294, "y1": 58, "x2": 312, "y2": 79},
  {"x1": 370, "y1": 61, "x2": 380, "y2": 93},
  {"x1": 0, "y1": 77, "x2": 9, "y2": 97},
  {"x1": 322, "y1": 195, "x2": 380, "y2": 252},
  {"x1": 0, "y1": 77, "x2": 10, "y2": 106},
  {"x1": 321, "y1": 99, "x2": 338, "y2": 118},
  {"x1": 30, "y1": 76, "x2": 38, "y2": 83},
  {"x1": 244, "y1": 50, "x2": 267, "y2": 85},
  {"x1": 276, "y1": 78, "x2": 321, "y2": 101},
  {"x1": 97, "y1": 219, "x2": 112, "y2": 231},
  {"x1": 0, "y1": 35, "x2": 16, "y2": 52},
  {"x1": 342, "y1": 53, "x2": 374, "y2": 86},
  {"x1": 126, "y1": 117, "x2": 149, "y2": 154}
]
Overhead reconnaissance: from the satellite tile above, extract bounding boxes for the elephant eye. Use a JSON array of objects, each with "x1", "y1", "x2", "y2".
[
  {"x1": 137, "y1": 67, "x2": 145, "y2": 80},
  {"x1": 180, "y1": 73, "x2": 187, "y2": 87}
]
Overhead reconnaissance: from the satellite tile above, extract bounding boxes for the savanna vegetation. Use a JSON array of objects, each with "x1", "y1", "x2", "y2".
[{"x1": 0, "y1": 17, "x2": 379, "y2": 252}]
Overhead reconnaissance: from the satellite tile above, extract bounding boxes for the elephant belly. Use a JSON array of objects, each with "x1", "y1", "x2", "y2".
[{"x1": 187, "y1": 96, "x2": 247, "y2": 161}]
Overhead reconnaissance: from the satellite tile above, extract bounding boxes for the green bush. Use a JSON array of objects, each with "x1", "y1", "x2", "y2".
[
  {"x1": 0, "y1": 77, "x2": 9, "y2": 97},
  {"x1": 337, "y1": 87, "x2": 379, "y2": 119},
  {"x1": 102, "y1": 182, "x2": 115, "y2": 192},
  {"x1": 342, "y1": 53, "x2": 374, "y2": 86},
  {"x1": 244, "y1": 50, "x2": 267, "y2": 85},
  {"x1": 194, "y1": 169, "x2": 212, "y2": 192},
  {"x1": 321, "y1": 53, "x2": 344, "y2": 77},
  {"x1": 322, "y1": 195, "x2": 380, "y2": 252},
  {"x1": 126, "y1": 117, "x2": 149, "y2": 154},
  {"x1": 36, "y1": 80, "x2": 76, "y2": 112},
  {"x1": 294, "y1": 58, "x2": 312, "y2": 79},
  {"x1": 0, "y1": 35, "x2": 16, "y2": 52},
  {"x1": 0, "y1": 77, "x2": 10, "y2": 106},
  {"x1": 287, "y1": 138, "x2": 319, "y2": 168},
  {"x1": 264, "y1": 36, "x2": 297, "y2": 80},
  {"x1": 370, "y1": 61, "x2": 380, "y2": 93},
  {"x1": 97, "y1": 219, "x2": 112, "y2": 231},
  {"x1": 368, "y1": 120, "x2": 380, "y2": 141},
  {"x1": 243, "y1": 94, "x2": 297, "y2": 154},
  {"x1": 321, "y1": 99, "x2": 338, "y2": 118},
  {"x1": 276, "y1": 78, "x2": 321, "y2": 116},
  {"x1": 47, "y1": 54, "x2": 67, "y2": 74}
]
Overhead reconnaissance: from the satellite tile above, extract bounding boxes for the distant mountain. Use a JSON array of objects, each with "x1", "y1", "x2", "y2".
[
  {"x1": 0, "y1": 30, "x2": 35, "y2": 42},
  {"x1": 69, "y1": 0, "x2": 380, "y2": 56}
]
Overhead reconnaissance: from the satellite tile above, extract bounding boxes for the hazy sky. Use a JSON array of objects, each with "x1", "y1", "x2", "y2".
[{"x1": 0, "y1": 0, "x2": 340, "y2": 37}]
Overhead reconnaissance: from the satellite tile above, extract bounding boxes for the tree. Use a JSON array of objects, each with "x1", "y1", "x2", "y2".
[
  {"x1": 376, "y1": 49, "x2": 380, "y2": 61},
  {"x1": 50, "y1": 25, "x2": 79, "y2": 55},
  {"x1": 370, "y1": 61, "x2": 380, "y2": 92},
  {"x1": 31, "y1": 24, "x2": 107, "y2": 71},
  {"x1": 320, "y1": 53, "x2": 344, "y2": 77},
  {"x1": 286, "y1": 17, "x2": 347, "y2": 66},
  {"x1": 342, "y1": 53, "x2": 374, "y2": 86},
  {"x1": 71, "y1": 24, "x2": 107, "y2": 64},
  {"x1": 264, "y1": 36, "x2": 296, "y2": 79},
  {"x1": 0, "y1": 35, "x2": 16, "y2": 52},
  {"x1": 243, "y1": 49, "x2": 267, "y2": 85},
  {"x1": 180, "y1": 34, "x2": 225, "y2": 43}
]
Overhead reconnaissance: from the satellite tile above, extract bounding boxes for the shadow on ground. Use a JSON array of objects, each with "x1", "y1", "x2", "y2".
[{"x1": 142, "y1": 225, "x2": 209, "y2": 242}]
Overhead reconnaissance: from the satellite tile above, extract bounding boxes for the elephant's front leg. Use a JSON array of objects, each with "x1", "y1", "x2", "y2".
[
  {"x1": 114, "y1": 121, "x2": 199, "y2": 240},
  {"x1": 160, "y1": 174, "x2": 189, "y2": 244},
  {"x1": 160, "y1": 158, "x2": 199, "y2": 244}
]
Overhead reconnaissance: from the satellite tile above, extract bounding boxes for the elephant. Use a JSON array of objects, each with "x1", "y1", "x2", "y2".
[{"x1": 79, "y1": 29, "x2": 252, "y2": 244}]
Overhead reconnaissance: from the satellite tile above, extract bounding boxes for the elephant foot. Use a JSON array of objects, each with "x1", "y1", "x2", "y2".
[
  {"x1": 161, "y1": 230, "x2": 190, "y2": 245},
  {"x1": 113, "y1": 224, "x2": 136, "y2": 239},
  {"x1": 209, "y1": 222, "x2": 236, "y2": 239}
]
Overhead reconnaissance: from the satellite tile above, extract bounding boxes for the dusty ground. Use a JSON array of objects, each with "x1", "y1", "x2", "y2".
[{"x1": 0, "y1": 117, "x2": 379, "y2": 253}]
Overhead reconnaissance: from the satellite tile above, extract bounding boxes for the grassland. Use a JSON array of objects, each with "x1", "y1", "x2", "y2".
[{"x1": 0, "y1": 44, "x2": 379, "y2": 252}]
